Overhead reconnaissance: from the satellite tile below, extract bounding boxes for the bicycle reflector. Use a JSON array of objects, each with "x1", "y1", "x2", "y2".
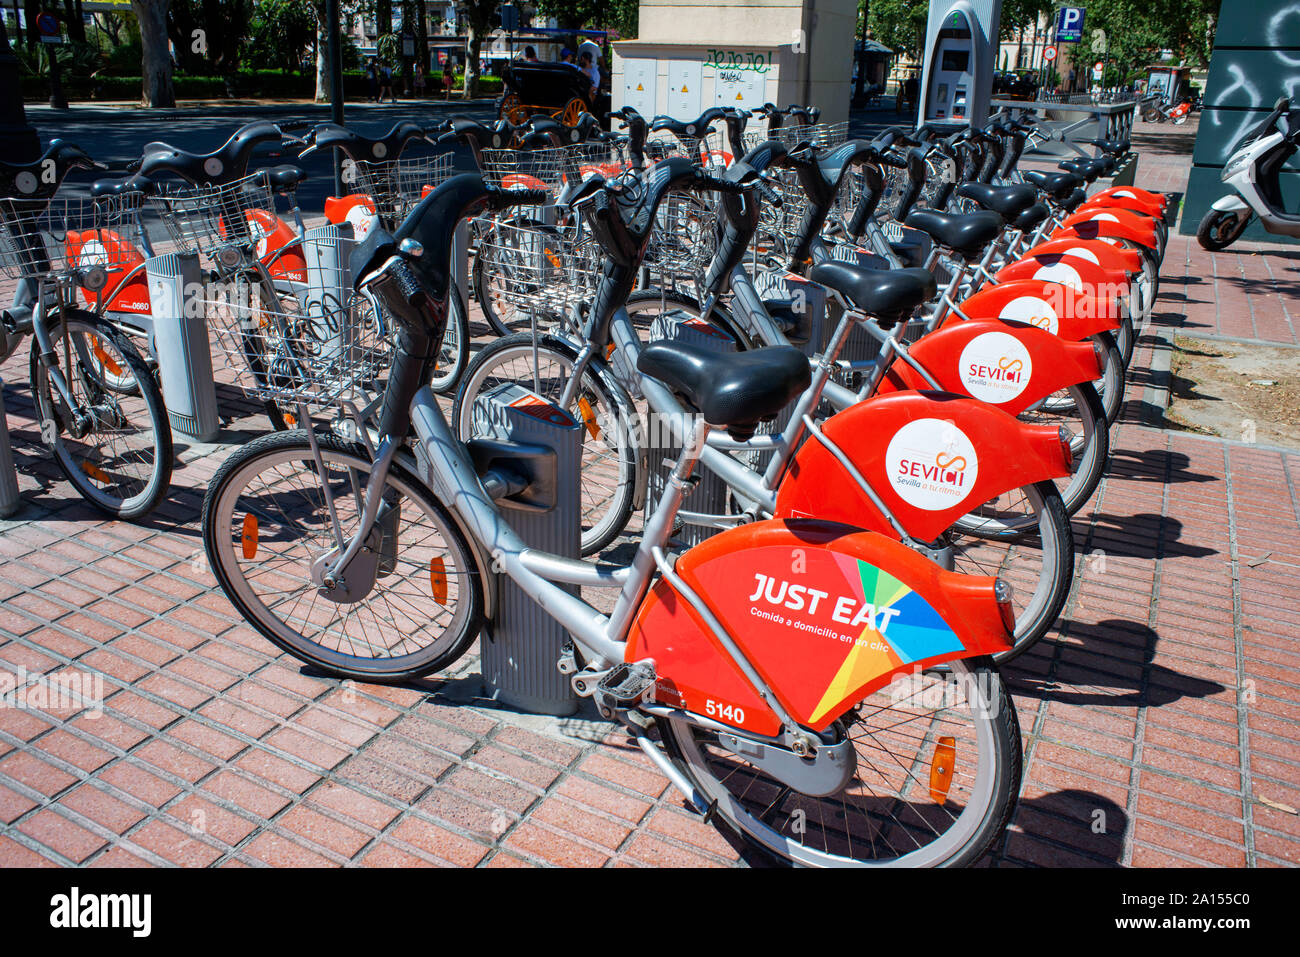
[
  {"x1": 80, "y1": 461, "x2": 110, "y2": 485},
  {"x1": 994, "y1": 578, "x2": 1016, "y2": 634},
  {"x1": 430, "y1": 556, "x2": 448, "y2": 604},
  {"x1": 577, "y1": 396, "x2": 602, "y2": 440},
  {"x1": 1057, "y1": 426, "x2": 1074, "y2": 468},
  {"x1": 241, "y1": 514, "x2": 259, "y2": 559},
  {"x1": 929, "y1": 736, "x2": 957, "y2": 804},
  {"x1": 90, "y1": 338, "x2": 123, "y2": 377}
]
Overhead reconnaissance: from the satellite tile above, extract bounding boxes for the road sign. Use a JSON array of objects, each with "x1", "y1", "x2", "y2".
[
  {"x1": 1056, "y1": 6, "x2": 1085, "y2": 43},
  {"x1": 37, "y1": 12, "x2": 62, "y2": 44},
  {"x1": 1043, "y1": 45, "x2": 1057, "y2": 62},
  {"x1": 1092, "y1": 61, "x2": 1104, "y2": 81}
]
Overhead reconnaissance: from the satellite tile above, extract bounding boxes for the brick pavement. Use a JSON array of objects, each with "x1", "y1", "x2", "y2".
[{"x1": 1, "y1": 116, "x2": 1297, "y2": 867}]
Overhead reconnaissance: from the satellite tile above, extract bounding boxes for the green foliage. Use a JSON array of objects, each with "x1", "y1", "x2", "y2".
[
  {"x1": 867, "y1": 0, "x2": 929, "y2": 60},
  {"x1": 998, "y1": 0, "x2": 1053, "y2": 41},
  {"x1": 376, "y1": 30, "x2": 400, "y2": 66},
  {"x1": 249, "y1": 0, "x2": 317, "y2": 72},
  {"x1": 534, "y1": 0, "x2": 635, "y2": 35},
  {"x1": 168, "y1": 0, "x2": 255, "y2": 74}
]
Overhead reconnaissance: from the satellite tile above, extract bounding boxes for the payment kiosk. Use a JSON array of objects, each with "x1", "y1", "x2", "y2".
[{"x1": 918, "y1": 0, "x2": 1002, "y2": 126}]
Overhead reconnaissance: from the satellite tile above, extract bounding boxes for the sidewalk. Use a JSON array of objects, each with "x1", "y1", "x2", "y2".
[{"x1": 0, "y1": 117, "x2": 1297, "y2": 868}]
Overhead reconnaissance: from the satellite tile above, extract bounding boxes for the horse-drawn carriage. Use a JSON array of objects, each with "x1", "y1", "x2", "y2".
[{"x1": 497, "y1": 62, "x2": 594, "y2": 126}]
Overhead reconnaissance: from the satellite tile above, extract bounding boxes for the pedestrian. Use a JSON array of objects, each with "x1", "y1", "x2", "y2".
[
  {"x1": 443, "y1": 59, "x2": 455, "y2": 100},
  {"x1": 523, "y1": 45, "x2": 538, "y2": 63},
  {"x1": 578, "y1": 50, "x2": 600, "y2": 93},
  {"x1": 379, "y1": 61, "x2": 395, "y2": 103},
  {"x1": 366, "y1": 59, "x2": 379, "y2": 102},
  {"x1": 413, "y1": 61, "x2": 425, "y2": 98}
]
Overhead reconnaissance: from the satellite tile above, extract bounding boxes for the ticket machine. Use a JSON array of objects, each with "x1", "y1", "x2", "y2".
[{"x1": 918, "y1": 0, "x2": 1002, "y2": 126}]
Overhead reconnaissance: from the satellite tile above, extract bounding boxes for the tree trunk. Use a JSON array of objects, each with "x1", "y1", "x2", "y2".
[
  {"x1": 465, "y1": 27, "x2": 482, "y2": 98},
  {"x1": 62, "y1": 0, "x2": 86, "y2": 43},
  {"x1": 131, "y1": 0, "x2": 174, "y2": 107},
  {"x1": 315, "y1": 22, "x2": 328, "y2": 102},
  {"x1": 415, "y1": 0, "x2": 428, "y2": 74}
]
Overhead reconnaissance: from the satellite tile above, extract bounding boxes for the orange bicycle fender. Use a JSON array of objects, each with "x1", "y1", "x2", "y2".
[
  {"x1": 956, "y1": 278, "x2": 1123, "y2": 340},
  {"x1": 874, "y1": 319, "x2": 1103, "y2": 414},
  {"x1": 626, "y1": 519, "x2": 1012, "y2": 735},
  {"x1": 774, "y1": 390, "x2": 1071, "y2": 542}
]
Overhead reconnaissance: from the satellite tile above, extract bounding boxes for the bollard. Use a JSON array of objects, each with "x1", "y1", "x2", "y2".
[
  {"x1": 0, "y1": 378, "x2": 21, "y2": 518},
  {"x1": 300, "y1": 223, "x2": 354, "y2": 365},
  {"x1": 469, "y1": 382, "x2": 581, "y2": 716},
  {"x1": 642, "y1": 310, "x2": 738, "y2": 546},
  {"x1": 148, "y1": 251, "x2": 220, "y2": 442}
]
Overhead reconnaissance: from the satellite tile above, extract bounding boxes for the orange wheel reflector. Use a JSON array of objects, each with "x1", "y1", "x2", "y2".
[
  {"x1": 577, "y1": 396, "x2": 601, "y2": 440},
  {"x1": 80, "y1": 461, "x2": 110, "y2": 484},
  {"x1": 544, "y1": 249, "x2": 562, "y2": 269},
  {"x1": 283, "y1": 413, "x2": 297, "y2": 427},
  {"x1": 91, "y1": 338, "x2": 123, "y2": 376},
  {"x1": 605, "y1": 343, "x2": 616, "y2": 360},
  {"x1": 430, "y1": 556, "x2": 448, "y2": 604},
  {"x1": 929, "y1": 736, "x2": 957, "y2": 804},
  {"x1": 241, "y1": 514, "x2": 259, "y2": 559}
]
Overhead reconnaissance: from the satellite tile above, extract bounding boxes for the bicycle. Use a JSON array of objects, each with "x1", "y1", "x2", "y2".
[
  {"x1": 202, "y1": 171, "x2": 1023, "y2": 866},
  {"x1": 0, "y1": 141, "x2": 173, "y2": 519}
]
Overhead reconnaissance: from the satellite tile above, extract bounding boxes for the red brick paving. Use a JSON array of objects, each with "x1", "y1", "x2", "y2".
[{"x1": 1, "y1": 117, "x2": 1298, "y2": 867}]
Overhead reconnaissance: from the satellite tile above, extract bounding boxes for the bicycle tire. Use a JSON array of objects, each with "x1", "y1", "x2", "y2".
[
  {"x1": 658, "y1": 656, "x2": 1021, "y2": 866},
  {"x1": 202, "y1": 430, "x2": 483, "y2": 682},
  {"x1": 29, "y1": 309, "x2": 173, "y2": 520}
]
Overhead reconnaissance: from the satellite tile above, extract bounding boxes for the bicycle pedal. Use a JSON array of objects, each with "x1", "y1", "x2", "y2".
[{"x1": 596, "y1": 661, "x2": 656, "y2": 710}]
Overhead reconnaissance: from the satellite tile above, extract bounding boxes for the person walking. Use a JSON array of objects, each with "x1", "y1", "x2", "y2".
[
  {"x1": 413, "y1": 61, "x2": 426, "y2": 98},
  {"x1": 366, "y1": 59, "x2": 379, "y2": 102},
  {"x1": 443, "y1": 59, "x2": 455, "y2": 100},
  {"x1": 379, "y1": 61, "x2": 395, "y2": 103}
]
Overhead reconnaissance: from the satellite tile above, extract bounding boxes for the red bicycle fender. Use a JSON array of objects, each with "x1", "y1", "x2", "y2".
[
  {"x1": 956, "y1": 279, "x2": 1122, "y2": 339},
  {"x1": 1052, "y1": 215, "x2": 1158, "y2": 250},
  {"x1": 775, "y1": 390, "x2": 1070, "y2": 543},
  {"x1": 1093, "y1": 185, "x2": 1167, "y2": 212},
  {"x1": 1078, "y1": 195, "x2": 1163, "y2": 219},
  {"x1": 996, "y1": 254, "x2": 1131, "y2": 299},
  {"x1": 1022, "y1": 237, "x2": 1143, "y2": 275},
  {"x1": 66, "y1": 229, "x2": 152, "y2": 315},
  {"x1": 875, "y1": 319, "x2": 1102, "y2": 413},
  {"x1": 625, "y1": 519, "x2": 1012, "y2": 735}
]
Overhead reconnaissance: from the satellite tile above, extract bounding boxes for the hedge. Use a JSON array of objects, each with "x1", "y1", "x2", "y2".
[{"x1": 24, "y1": 68, "x2": 503, "y2": 102}]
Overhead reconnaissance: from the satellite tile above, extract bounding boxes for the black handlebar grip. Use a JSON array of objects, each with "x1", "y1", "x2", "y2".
[
  {"x1": 489, "y1": 187, "x2": 548, "y2": 210},
  {"x1": 757, "y1": 179, "x2": 782, "y2": 208}
]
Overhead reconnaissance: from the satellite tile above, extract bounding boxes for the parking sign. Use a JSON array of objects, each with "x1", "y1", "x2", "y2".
[{"x1": 1056, "y1": 6, "x2": 1085, "y2": 43}]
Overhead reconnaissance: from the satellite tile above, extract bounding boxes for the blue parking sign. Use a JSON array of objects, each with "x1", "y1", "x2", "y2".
[{"x1": 1056, "y1": 6, "x2": 1085, "y2": 42}]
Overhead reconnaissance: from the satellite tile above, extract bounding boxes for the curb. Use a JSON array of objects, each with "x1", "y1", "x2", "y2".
[{"x1": 1138, "y1": 323, "x2": 1174, "y2": 427}]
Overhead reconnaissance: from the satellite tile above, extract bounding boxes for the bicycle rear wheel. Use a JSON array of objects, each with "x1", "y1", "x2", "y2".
[
  {"x1": 659, "y1": 656, "x2": 1020, "y2": 866},
  {"x1": 202, "y1": 431, "x2": 483, "y2": 682},
  {"x1": 30, "y1": 310, "x2": 173, "y2": 520}
]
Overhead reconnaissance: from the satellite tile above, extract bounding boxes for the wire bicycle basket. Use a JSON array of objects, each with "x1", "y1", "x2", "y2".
[
  {"x1": 0, "y1": 194, "x2": 145, "y2": 285},
  {"x1": 473, "y1": 216, "x2": 603, "y2": 319},
  {"x1": 199, "y1": 273, "x2": 394, "y2": 412},
  {"x1": 149, "y1": 172, "x2": 279, "y2": 268},
  {"x1": 350, "y1": 151, "x2": 457, "y2": 229}
]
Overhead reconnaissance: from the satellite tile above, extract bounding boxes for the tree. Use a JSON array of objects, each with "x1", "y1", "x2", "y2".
[
  {"x1": 130, "y1": 0, "x2": 174, "y2": 106},
  {"x1": 458, "y1": 0, "x2": 496, "y2": 98},
  {"x1": 250, "y1": 0, "x2": 316, "y2": 73},
  {"x1": 867, "y1": 0, "x2": 927, "y2": 61},
  {"x1": 168, "y1": 0, "x2": 253, "y2": 75},
  {"x1": 998, "y1": 0, "x2": 1052, "y2": 41}
]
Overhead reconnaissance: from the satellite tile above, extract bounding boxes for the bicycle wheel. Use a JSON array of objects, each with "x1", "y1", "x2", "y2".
[
  {"x1": 1018, "y1": 382, "x2": 1108, "y2": 517},
  {"x1": 659, "y1": 656, "x2": 1020, "y2": 866},
  {"x1": 429, "y1": 281, "x2": 470, "y2": 395},
  {"x1": 1090, "y1": 331, "x2": 1126, "y2": 424},
  {"x1": 29, "y1": 309, "x2": 173, "y2": 520},
  {"x1": 202, "y1": 430, "x2": 483, "y2": 682},
  {"x1": 945, "y1": 480, "x2": 1072, "y2": 661},
  {"x1": 452, "y1": 333, "x2": 638, "y2": 556}
]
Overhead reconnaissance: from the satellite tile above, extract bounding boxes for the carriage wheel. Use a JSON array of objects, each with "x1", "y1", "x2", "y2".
[
  {"x1": 559, "y1": 97, "x2": 585, "y2": 126},
  {"x1": 500, "y1": 93, "x2": 529, "y2": 125}
]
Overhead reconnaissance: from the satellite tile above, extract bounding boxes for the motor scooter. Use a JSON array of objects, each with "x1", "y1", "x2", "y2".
[{"x1": 1197, "y1": 96, "x2": 1300, "y2": 251}]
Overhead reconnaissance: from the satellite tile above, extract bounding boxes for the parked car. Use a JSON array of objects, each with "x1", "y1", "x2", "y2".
[{"x1": 993, "y1": 70, "x2": 1038, "y2": 100}]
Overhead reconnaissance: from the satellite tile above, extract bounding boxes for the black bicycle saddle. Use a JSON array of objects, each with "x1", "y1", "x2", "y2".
[
  {"x1": 135, "y1": 121, "x2": 282, "y2": 185},
  {"x1": 808, "y1": 263, "x2": 936, "y2": 327},
  {"x1": 0, "y1": 140, "x2": 101, "y2": 200},
  {"x1": 904, "y1": 209, "x2": 1004, "y2": 260},
  {"x1": 308, "y1": 121, "x2": 427, "y2": 162},
  {"x1": 637, "y1": 340, "x2": 810, "y2": 438}
]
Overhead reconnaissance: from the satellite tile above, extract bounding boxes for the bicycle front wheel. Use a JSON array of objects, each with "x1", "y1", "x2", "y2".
[
  {"x1": 30, "y1": 310, "x2": 173, "y2": 520},
  {"x1": 202, "y1": 430, "x2": 483, "y2": 682},
  {"x1": 659, "y1": 656, "x2": 1021, "y2": 866}
]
